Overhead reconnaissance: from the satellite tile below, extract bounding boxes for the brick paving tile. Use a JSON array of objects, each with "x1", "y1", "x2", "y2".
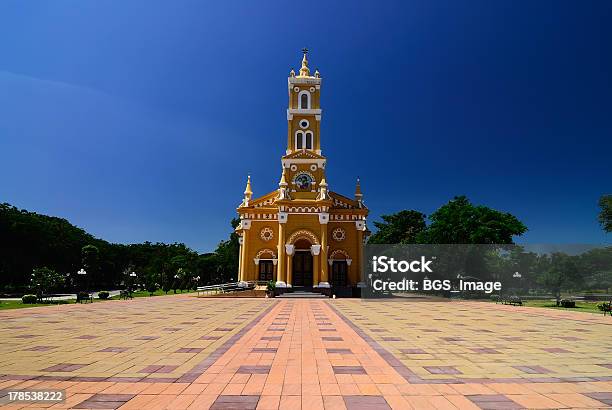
[
  {"x1": 343, "y1": 395, "x2": 390, "y2": 409},
  {"x1": 2, "y1": 296, "x2": 612, "y2": 409}
]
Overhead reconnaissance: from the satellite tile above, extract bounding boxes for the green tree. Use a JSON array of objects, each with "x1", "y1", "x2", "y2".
[
  {"x1": 537, "y1": 253, "x2": 582, "y2": 306},
  {"x1": 418, "y1": 196, "x2": 527, "y2": 244},
  {"x1": 81, "y1": 244, "x2": 100, "y2": 287},
  {"x1": 598, "y1": 194, "x2": 612, "y2": 233},
  {"x1": 210, "y1": 218, "x2": 240, "y2": 283},
  {"x1": 30, "y1": 267, "x2": 65, "y2": 301},
  {"x1": 368, "y1": 210, "x2": 426, "y2": 244}
]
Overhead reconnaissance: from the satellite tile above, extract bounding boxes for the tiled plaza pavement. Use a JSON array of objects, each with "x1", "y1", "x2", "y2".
[{"x1": 0, "y1": 296, "x2": 610, "y2": 409}]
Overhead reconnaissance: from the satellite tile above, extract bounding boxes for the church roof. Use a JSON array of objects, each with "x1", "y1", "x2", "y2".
[
  {"x1": 329, "y1": 191, "x2": 367, "y2": 210},
  {"x1": 238, "y1": 189, "x2": 367, "y2": 211},
  {"x1": 283, "y1": 149, "x2": 326, "y2": 160}
]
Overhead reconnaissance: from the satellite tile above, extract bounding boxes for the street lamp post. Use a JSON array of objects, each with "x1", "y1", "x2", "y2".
[
  {"x1": 129, "y1": 272, "x2": 137, "y2": 296},
  {"x1": 77, "y1": 268, "x2": 87, "y2": 303}
]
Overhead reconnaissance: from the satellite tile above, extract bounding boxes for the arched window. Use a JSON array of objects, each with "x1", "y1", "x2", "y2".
[
  {"x1": 305, "y1": 131, "x2": 313, "y2": 149},
  {"x1": 298, "y1": 91, "x2": 311, "y2": 109},
  {"x1": 295, "y1": 131, "x2": 304, "y2": 149}
]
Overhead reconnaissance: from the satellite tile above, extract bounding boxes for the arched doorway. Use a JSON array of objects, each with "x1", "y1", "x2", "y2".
[
  {"x1": 330, "y1": 249, "x2": 351, "y2": 287},
  {"x1": 292, "y1": 239, "x2": 313, "y2": 287}
]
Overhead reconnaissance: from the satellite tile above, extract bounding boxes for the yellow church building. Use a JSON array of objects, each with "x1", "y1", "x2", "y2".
[{"x1": 235, "y1": 50, "x2": 369, "y2": 291}]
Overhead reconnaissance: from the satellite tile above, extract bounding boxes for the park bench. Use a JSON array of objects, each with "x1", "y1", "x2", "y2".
[
  {"x1": 76, "y1": 292, "x2": 93, "y2": 304},
  {"x1": 197, "y1": 281, "x2": 256, "y2": 296},
  {"x1": 119, "y1": 290, "x2": 133, "y2": 300},
  {"x1": 501, "y1": 296, "x2": 523, "y2": 306}
]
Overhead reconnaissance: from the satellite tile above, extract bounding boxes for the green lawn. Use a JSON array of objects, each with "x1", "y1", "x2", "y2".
[
  {"x1": 0, "y1": 300, "x2": 72, "y2": 310},
  {"x1": 0, "y1": 289, "x2": 199, "y2": 310},
  {"x1": 518, "y1": 299, "x2": 605, "y2": 314}
]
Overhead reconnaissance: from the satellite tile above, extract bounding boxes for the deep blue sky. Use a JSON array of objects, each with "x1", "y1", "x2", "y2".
[{"x1": 1, "y1": 1, "x2": 610, "y2": 252}]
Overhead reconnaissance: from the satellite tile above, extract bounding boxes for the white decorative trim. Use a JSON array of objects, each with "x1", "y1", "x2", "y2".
[
  {"x1": 287, "y1": 229, "x2": 320, "y2": 245},
  {"x1": 318, "y1": 212, "x2": 329, "y2": 224},
  {"x1": 298, "y1": 90, "x2": 311, "y2": 109},
  {"x1": 330, "y1": 249, "x2": 350, "y2": 260},
  {"x1": 288, "y1": 108, "x2": 321, "y2": 115},
  {"x1": 310, "y1": 244, "x2": 321, "y2": 256},
  {"x1": 260, "y1": 227, "x2": 274, "y2": 241},
  {"x1": 346, "y1": 259, "x2": 352, "y2": 266},
  {"x1": 285, "y1": 244, "x2": 295, "y2": 256},
  {"x1": 288, "y1": 77, "x2": 321, "y2": 86},
  {"x1": 255, "y1": 248, "x2": 277, "y2": 259},
  {"x1": 310, "y1": 164, "x2": 317, "y2": 171},
  {"x1": 241, "y1": 219, "x2": 252, "y2": 230},
  {"x1": 355, "y1": 220, "x2": 366, "y2": 231},
  {"x1": 238, "y1": 237, "x2": 244, "y2": 245},
  {"x1": 254, "y1": 258, "x2": 259, "y2": 265},
  {"x1": 318, "y1": 282, "x2": 330, "y2": 288},
  {"x1": 332, "y1": 227, "x2": 346, "y2": 241},
  {"x1": 282, "y1": 158, "x2": 326, "y2": 168},
  {"x1": 288, "y1": 206, "x2": 319, "y2": 213},
  {"x1": 278, "y1": 212, "x2": 288, "y2": 224},
  {"x1": 272, "y1": 259, "x2": 278, "y2": 265},
  {"x1": 299, "y1": 119, "x2": 309, "y2": 129}
]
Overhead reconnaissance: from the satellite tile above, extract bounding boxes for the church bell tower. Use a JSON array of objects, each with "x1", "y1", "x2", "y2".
[{"x1": 235, "y1": 50, "x2": 369, "y2": 292}]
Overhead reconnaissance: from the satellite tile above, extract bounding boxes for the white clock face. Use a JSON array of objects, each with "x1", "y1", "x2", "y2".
[{"x1": 295, "y1": 173, "x2": 313, "y2": 190}]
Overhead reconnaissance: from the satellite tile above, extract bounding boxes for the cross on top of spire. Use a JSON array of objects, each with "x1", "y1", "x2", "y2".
[{"x1": 299, "y1": 48, "x2": 311, "y2": 77}]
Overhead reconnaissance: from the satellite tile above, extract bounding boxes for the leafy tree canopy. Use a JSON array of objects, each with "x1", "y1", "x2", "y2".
[
  {"x1": 417, "y1": 196, "x2": 527, "y2": 244},
  {"x1": 368, "y1": 210, "x2": 426, "y2": 244},
  {"x1": 368, "y1": 196, "x2": 527, "y2": 245},
  {"x1": 599, "y1": 194, "x2": 612, "y2": 233}
]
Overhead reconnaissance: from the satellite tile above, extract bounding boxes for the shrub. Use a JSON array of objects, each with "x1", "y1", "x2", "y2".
[
  {"x1": 22, "y1": 294, "x2": 38, "y2": 304},
  {"x1": 490, "y1": 295, "x2": 500, "y2": 303},
  {"x1": 560, "y1": 299, "x2": 576, "y2": 308},
  {"x1": 146, "y1": 282, "x2": 158, "y2": 296},
  {"x1": 267, "y1": 281, "x2": 276, "y2": 292},
  {"x1": 98, "y1": 291, "x2": 109, "y2": 300}
]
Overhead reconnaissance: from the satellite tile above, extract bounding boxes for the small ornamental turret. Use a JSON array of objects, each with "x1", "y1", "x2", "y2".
[
  {"x1": 355, "y1": 177, "x2": 363, "y2": 208},
  {"x1": 290, "y1": 69, "x2": 295, "y2": 77},
  {"x1": 240, "y1": 175, "x2": 253, "y2": 207},
  {"x1": 277, "y1": 168, "x2": 291, "y2": 200},
  {"x1": 298, "y1": 48, "x2": 310, "y2": 77},
  {"x1": 317, "y1": 174, "x2": 331, "y2": 201},
  {"x1": 315, "y1": 69, "x2": 320, "y2": 78}
]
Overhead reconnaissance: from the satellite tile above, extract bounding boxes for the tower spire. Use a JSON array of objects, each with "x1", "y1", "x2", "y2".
[
  {"x1": 240, "y1": 175, "x2": 253, "y2": 207},
  {"x1": 317, "y1": 171, "x2": 331, "y2": 201},
  {"x1": 355, "y1": 177, "x2": 363, "y2": 207},
  {"x1": 298, "y1": 48, "x2": 310, "y2": 77},
  {"x1": 277, "y1": 168, "x2": 291, "y2": 200}
]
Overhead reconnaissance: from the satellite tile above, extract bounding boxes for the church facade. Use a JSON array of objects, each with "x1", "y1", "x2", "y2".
[{"x1": 235, "y1": 51, "x2": 369, "y2": 289}]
